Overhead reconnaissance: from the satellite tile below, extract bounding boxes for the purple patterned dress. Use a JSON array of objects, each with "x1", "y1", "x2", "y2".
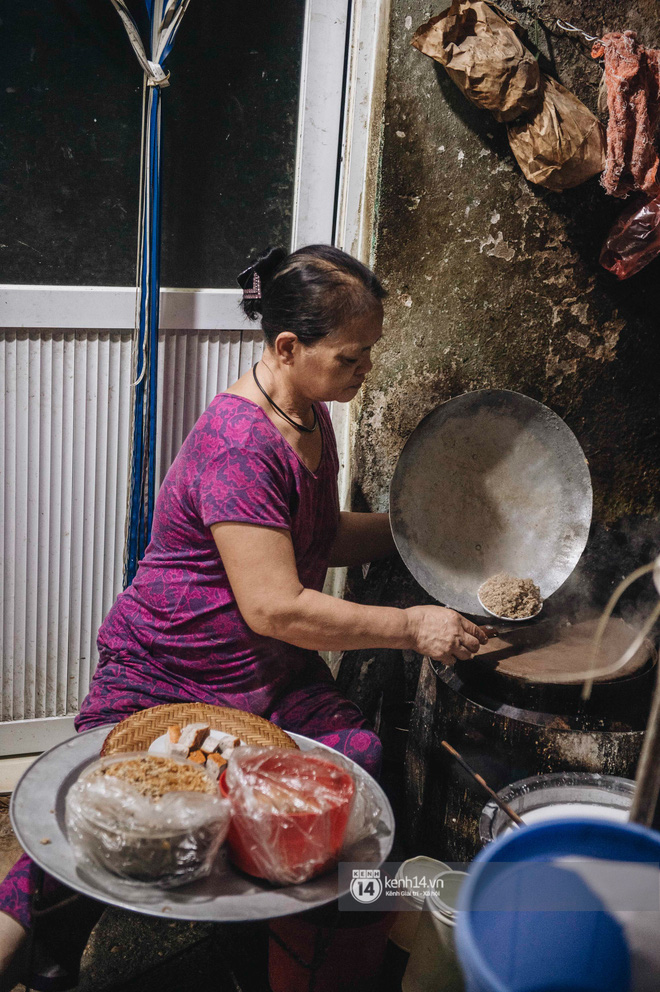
[{"x1": 0, "y1": 394, "x2": 381, "y2": 931}]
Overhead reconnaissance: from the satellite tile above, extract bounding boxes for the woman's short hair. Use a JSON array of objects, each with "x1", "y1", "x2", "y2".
[{"x1": 237, "y1": 244, "x2": 386, "y2": 345}]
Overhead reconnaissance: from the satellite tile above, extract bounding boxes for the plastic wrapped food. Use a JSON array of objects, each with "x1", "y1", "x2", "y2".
[
  {"x1": 507, "y1": 74, "x2": 606, "y2": 191},
  {"x1": 65, "y1": 753, "x2": 231, "y2": 886},
  {"x1": 316, "y1": 749, "x2": 384, "y2": 850},
  {"x1": 600, "y1": 195, "x2": 660, "y2": 278},
  {"x1": 221, "y1": 748, "x2": 358, "y2": 885},
  {"x1": 412, "y1": 0, "x2": 541, "y2": 123}
]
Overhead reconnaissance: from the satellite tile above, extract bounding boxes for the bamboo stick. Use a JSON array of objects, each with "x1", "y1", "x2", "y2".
[{"x1": 440, "y1": 740, "x2": 524, "y2": 827}]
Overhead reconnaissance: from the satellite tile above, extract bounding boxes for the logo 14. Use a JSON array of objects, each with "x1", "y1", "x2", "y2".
[{"x1": 350, "y1": 869, "x2": 383, "y2": 903}]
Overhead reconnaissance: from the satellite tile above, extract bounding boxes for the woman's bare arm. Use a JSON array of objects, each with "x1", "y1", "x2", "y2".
[
  {"x1": 211, "y1": 521, "x2": 487, "y2": 664},
  {"x1": 328, "y1": 511, "x2": 396, "y2": 568}
]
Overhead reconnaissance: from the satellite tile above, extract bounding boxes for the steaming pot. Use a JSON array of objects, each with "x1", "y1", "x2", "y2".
[{"x1": 405, "y1": 617, "x2": 656, "y2": 861}]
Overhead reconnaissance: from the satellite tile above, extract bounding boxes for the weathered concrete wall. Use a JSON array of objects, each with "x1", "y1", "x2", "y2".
[
  {"x1": 339, "y1": 1, "x2": 660, "y2": 723},
  {"x1": 357, "y1": 0, "x2": 659, "y2": 524}
]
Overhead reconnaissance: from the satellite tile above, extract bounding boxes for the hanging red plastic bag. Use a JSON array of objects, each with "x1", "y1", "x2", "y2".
[{"x1": 600, "y1": 195, "x2": 660, "y2": 279}]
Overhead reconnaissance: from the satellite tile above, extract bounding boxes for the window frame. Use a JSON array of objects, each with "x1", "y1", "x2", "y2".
[{"x1": 0, "y1": 0, "x2": 391, "y2": 755}]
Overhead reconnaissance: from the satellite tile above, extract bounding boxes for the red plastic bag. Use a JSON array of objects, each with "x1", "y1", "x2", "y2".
[
  {"x1": 600, "y1": 195, "x2": 660, "y2": 279},
  {"x1": 221, "y1": 747, "x2": 356, "y2": 884}
]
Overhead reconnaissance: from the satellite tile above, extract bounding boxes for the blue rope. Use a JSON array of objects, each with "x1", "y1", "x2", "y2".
[
  {"x1": 119, "y1": 0, "x2": 192, "y2": 587},
  {"x1": 146, "y1": 87, "x2": 162, "y2": 551},
  {"x1": 125, "y1": 88, "x2": 153, "y2": 583}
]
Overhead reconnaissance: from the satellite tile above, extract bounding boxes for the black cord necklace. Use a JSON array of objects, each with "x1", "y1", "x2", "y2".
[{"x1": 252, "y1": 363, "x2": 318, "y2": 434}]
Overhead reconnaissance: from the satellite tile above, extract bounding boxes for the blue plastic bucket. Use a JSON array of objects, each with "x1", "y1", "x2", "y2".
[{"x1": 455, "y1": 818, "x2": 660, "y2": 992}]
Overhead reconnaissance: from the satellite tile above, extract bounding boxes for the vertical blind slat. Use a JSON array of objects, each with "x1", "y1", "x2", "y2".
[{"x1": 1, "y1": 327, "x2": 266, "y2": 722}]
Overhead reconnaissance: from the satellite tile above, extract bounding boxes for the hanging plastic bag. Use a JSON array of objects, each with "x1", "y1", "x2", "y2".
[
  {"x1": 411, "y1": 0, "x2": 541, "y2": 122},
  {"x1": 600, "y1": 195, "x2": 660, "y2": 278},
  {"x1": 65, "y1": 753, "x2": 231, "y2": 886},
  {"x1": 221, "y1": 747, "x2": 381, "y2": 885},
  {"x1": 507, "y1": 74, "x2": 607, "y2": 191}
]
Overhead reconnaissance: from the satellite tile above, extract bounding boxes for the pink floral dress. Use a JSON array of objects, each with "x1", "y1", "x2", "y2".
[{"x1": 0, "y1": 394, "x2": 380, "y2": 931}]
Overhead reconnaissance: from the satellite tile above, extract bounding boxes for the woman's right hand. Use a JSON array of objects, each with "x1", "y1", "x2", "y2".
[
  {"x1": 405, "y1": 605, "x2": 488, "y2": 664},
  {"x1": 212, "y1": 521, "x2": 490, "y2": 658}
]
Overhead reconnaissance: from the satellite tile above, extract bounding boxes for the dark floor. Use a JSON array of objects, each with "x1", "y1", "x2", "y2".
[{"x1": 72, "y1": 908, "x2": 410, "y2": 992}]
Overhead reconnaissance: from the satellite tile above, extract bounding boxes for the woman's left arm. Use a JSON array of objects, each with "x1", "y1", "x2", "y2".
[{"x1": 328, "y1": 511, "x2": 396, "y2": 568}]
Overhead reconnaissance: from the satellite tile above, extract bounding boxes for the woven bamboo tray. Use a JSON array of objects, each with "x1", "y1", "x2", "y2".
[{"x1": 100, "y1": 702, "x2": 297, "y2": 756}]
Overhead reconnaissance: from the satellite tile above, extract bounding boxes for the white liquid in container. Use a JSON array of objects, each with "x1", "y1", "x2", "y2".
[{"x1": 504, "y1": 802, "x2": 629, "y2": 832}]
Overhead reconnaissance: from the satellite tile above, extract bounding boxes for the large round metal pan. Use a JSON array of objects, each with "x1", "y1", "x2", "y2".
[
  {"x1": 10, "y1": 727, "x2": 394, "y2": 922},
  {"x1": 390, "y1": 390, "x2": 592, "y2": 616}
]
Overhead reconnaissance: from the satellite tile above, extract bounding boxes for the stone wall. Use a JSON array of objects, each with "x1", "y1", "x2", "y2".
[{"x1": 339, "y1": 1, "x2": 660, "y2": 723}]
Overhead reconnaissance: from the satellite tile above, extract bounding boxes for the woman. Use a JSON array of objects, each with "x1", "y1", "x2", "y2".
[{"x1": 0, "y1": 245, "x2": 486, "y2": 982}]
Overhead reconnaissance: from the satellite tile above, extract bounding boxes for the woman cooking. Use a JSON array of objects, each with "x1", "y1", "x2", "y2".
[{"x1": 0, "y1": 244, "x2": 486, "y2": 983}]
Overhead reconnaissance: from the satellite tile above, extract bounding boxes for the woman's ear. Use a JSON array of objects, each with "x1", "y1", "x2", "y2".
[{"x1": 274, "y1": 332, "x2": 299, "y2": 365}]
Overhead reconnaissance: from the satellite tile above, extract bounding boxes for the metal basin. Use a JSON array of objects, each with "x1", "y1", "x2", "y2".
[
  {"x1": 389, "y1": 390, "x2": 593, "y2": 616},
  {"x1": 479, "y1": 772, "x2": 634, "y2": 845}
]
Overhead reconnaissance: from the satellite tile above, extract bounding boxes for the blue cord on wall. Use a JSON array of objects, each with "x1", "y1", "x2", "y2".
[{"x1": 111, "y1": 0, "x2": 193, "y2": 586}]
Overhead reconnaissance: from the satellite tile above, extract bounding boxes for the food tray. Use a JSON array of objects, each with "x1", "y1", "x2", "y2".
[
  {"x1": 101, "y1": 702, "x2": 297, "y2": 755},
  {"x1": 10, "y1": 727, "x2": 394, "y2": 922}
]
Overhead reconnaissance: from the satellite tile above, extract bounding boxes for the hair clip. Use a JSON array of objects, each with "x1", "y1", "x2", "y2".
[
  {"x1": 237, "y1": 247, "x2": 286, "y2": 300},
  {"x1": 241, "y1": 270, "x2": 261, "y2": 300}
]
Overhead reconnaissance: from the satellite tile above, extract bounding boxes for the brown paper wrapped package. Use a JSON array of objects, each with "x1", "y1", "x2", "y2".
[
  {"x1": 411, "y1": 0, "x2": 541, "y2": 122},
  {"x1": 507, "y1": 74, "x2": 607, "y2": 191}
]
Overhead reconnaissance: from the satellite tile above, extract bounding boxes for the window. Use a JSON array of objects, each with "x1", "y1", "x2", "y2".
[{"x1": 0, "y1": 0, "x2": 388, "y2": 750}]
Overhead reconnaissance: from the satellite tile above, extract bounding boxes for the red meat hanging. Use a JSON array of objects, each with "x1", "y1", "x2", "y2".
[{"x1": 593, "y1": 31, "x2": 660, "y2": 198}]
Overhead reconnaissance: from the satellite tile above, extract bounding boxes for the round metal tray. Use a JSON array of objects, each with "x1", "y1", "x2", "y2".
[
  {"x1": 10, "y1": 727, "x2": 394, "y2": 922},
  {"x1": 390, "y1": 389, "x2": 593, "y2": 616}
]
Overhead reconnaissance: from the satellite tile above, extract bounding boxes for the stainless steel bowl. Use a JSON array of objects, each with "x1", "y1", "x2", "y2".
[{"x1": 479, "y1": 772, "x2": 634, "y2": 845}]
